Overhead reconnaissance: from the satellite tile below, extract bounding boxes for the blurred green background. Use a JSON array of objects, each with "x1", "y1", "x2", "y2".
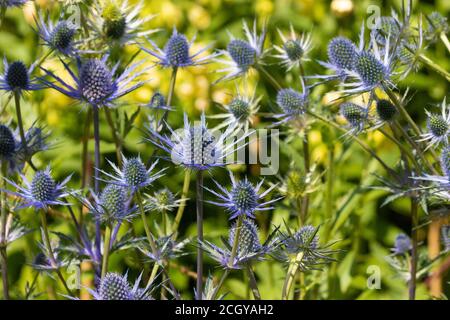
[{"x1": 0, "y1": 0, "x2": 449, "y2": 299}]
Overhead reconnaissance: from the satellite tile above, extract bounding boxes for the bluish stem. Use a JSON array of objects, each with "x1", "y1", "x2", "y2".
[
  {"x1": 92, "y1": 105, "x2": 102, "y2": 262},
  {"x1": 196, "y1": 170, "x2": 204, "y2": 300}
]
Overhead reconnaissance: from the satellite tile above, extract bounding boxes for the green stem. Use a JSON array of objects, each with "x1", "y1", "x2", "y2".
[
  {"x1": 92, "y1": 105, "x2": 101, "y2": 194},
  {"x1": 136, "y1": 190, "x2": 158, "y2": 254},
  {"x1": 211, "y1": 269, "x2": 230, "y2": 300},
  {"x1": 299, "y1": 131, "x2": 310, "y2": 224},
  {"x1": 196, "y1": 170, "x2": 204, "y2": 300},
  {"x1": 0, "y1": 162, "x2": 8, "y2": 299},
  {"x1": 246, "y1": 264, "x2": 261, "y2": 300},
  {"x1": 36, "y1": 49, "x2": 53, "y2": 69},
  {"x1": 160, "y1": 67, "x2": 178, "y2": 126},
  {"x1": 440, "y1": 32, "x2": 450, "y2": 54},
  {"x1": 409, "y1": 198, "x2": 419, "y2": 300},
  {"x1": 417, "y1": 53, "x2": 450, "y2": 82},
  {"x1": 104, "y1": 108, "x2": 123, "y2": 168},
  {"x1": 257, "y1": 65, "x2": 283, "y2": 91},
  {"x1": 101, "y1": 226, "x2": 112, "y2": 278},
  {"x1": 14, "y1": 92, "x2": 36, "y2": 171},
  {"x1": 39, "y1": 211, "x2": 72, "y2": 295},
  {"x1": 147, "y1": 263, "x2": 159, "y2": 287},
  {"x1": 229, "y1": 215, "x2": 244, "y2": 268},
  {"x1": 282, "y1": 251, "x2": 304, "y2": 300},
  {"x1": 172, "y1": 170, "x2": 191, "y2": 239}
]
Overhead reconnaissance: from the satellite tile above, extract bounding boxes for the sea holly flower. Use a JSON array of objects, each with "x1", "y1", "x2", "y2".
[
  {"x1": 375, "y1": 99, "x2": 397, "y2": 123},
  {"x1": 3, "y1": 166, "x2": 71, "y2": 210},
  {"x1": 77, "y1": 184, "x2": 135, "y2": 226},
  {"x1": 142, "y1": 27, "x2": 215, "y2": 68},
  {"x1": 215, "y1": 20, "x2": 268, "y2": 82},
  {"x1": 204, "y1": 171, "x2": 281, "y2": 219},
  {"x1": 210, "y1": 85, "x2": 261, "y2": 131},
  {"x1": 87, "y1": 272, "x2": 154, "y2": 300},
  {"x1": 340, "y1": 102, "x2": 368, "y2": 136},
  {"x1": 425, "y1": 12, "x2": 449, "y2": 42},
  {"x1": 199, "y1": 218, "x2": 277, "y2": 269},
  {"x1": 274, "y1": 225, "x2": 336, "y2": 270},
  {"x1": 97, "y1": 155, "x2": 165, "y2": 192},
  {"x1": 146, "y1": 113, "x2": 248, "y2": 171},
  {"x1": 274, "y1": 24, "x2": 312, "y2": 70},
  {"x1": 0, "y1": 59, "x2": 42, "y2": 95},
  {"x1": 40, "y1": 55, "x2": 146, "y2": 108},
  {"x1": 418, "y1": 98, "x2": 450, "y2": 150},
  {"x1": 139, "y1": 235, "x2": 188, "y2": 266},
  {"x1": 371, "y1": 16, "x2": 401, "y2": 46},
  {"x1": 414, "y1": 146, "x2": 450, "y2": 195},
  {"x1": 391, "y1": 234, "x2": 412, "y2": 255},
  {"x1": 89, "y1": 0, "x2": 158, "y2": 46},
  {"x1": 274, "y1": 80, "x2": 309, "y2": 125},
  {"x1": 145, "y1": 188, "x2": 182, "y2": 213},
  {"x1": 142, "y1": 92, "x2": 172, "y2": 110},
  {"x1": 34, "y1": 12, "x2": 79, "y2": 56}
]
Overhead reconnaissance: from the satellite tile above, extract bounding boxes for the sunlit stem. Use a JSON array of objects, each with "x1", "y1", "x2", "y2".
[
  {"x1": 0, "y1": 163, "x2": 9, "y2": 299},
  {"x1": 282, "y1": 251, "x2": 304, "y2": 300},
  {"x1": 159, "y1": 67, "x2": 178, "y2": 127},
  {"x1": 246, "y1": 264, "x2": 261, "y2": 300},
  {"x1": 104, "y1": 108, "x2": 122, "y2": 167},
  {"x1": 172, "y1": 170, "x2": 191, "y2": 239},
  {"x1": 228, "y1": 215, "x2": 244, "y2": 268},
  {"x1": 101, "y1": 226, "x2": 112, "y2": 278},
  {"x1": 417, "y1": 53, "x2": 450, "y2": 82},
  {"x1": 440, "y1": 32, "x2": 450, "y2": 54},
  {"x1": 40, "y1": 210, "x2": 72, "y2": 295},
  {"x1": 211, "y1": 269, "x2": 230, "y2": 300}
]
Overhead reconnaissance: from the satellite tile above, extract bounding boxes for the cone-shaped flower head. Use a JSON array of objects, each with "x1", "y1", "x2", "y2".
[
  {"x1": 31, "y1": 170, "x2": 57, "y2": 203},
  {"x1": 227, "y1": 39, "x2": 256, "y2": 71},
  {"x1": 0, "y1": 0, "x2": 28, "y2": 8},
  {"x1": 1, "y1": 59, "x2": 41, "y2": 94},
  {"x1": 99, "y1": 273, "x2": 132, "y2": 300},
  {"x1": 285, "y1": 225, "x2": 319, "y2": 255},
  {"x1": 353, "y1": 51, "x2": 389, "y2": 88},
  {"x1": 80, "y1": 59, "x2": 115, "y2": 105},
  {"x1": 0, "y1": 125, "x2": 16, "y2": 159},
  {"x1": 391, "y1": 233, "x2": 412, "y2": 255},
  {"x1": 99, "y1": 184, "x2": 126, "y2": 223},
  {"x1": 327, "y1": 36, "x2": 357, "y2": 71},
  {"x1": 428, "y1": 114, "x2": 448, "y2": 139},
  {"x1": 276, "y1": 88, "x2": 307, "y2": 116},
  {"x1": 420, "y1": 99, "x2": 450, "y2": 149},
  {"x1": 228, "y1": 219, "x2": 261, "y2": 255}
]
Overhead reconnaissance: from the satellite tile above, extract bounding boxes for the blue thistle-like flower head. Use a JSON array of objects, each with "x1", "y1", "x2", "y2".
[
  {"x1": 419, "y1": 98, "x2": 450, "y2": 149},
  {"x1": 284, "y1": 225, "x2": 319, "y2": 255},
  {"x1": 353, "y1": 51, "x2": 389, "y2": 88},
  {"x1": 376, "y1": 99, "x2": 397, "y2": 122},
  {"x1": 228, "y1": 219, "x2": 262, "y2": 255},
  {"x1": 0, "y1": 60, "x2": 41, "y2": 94},
  {"x1": 88, "y1": 272, "x2": 153, "y2": 300},
  {"x1": 205, "y1": 172, "x2": 281, "y2": 219},
  {"x1": 215, "y1": 20, "x2": 267, "y2": 82},
  {"x1": 274, "y1": 25, "x2": 312, "y2": 70},
  {"x1": 145, "y1": 188, "x2": 181, "y2": 213},
  {"x1": 41, "y1": 55, "x2": 146, "y2": 107},
  {"x1": 276, "y1": 88, "x2": 308, "y2": 122},
  {"x1": 340, "y1": 102, "x2": 367, "y2": 134},
  {"x1": 99, "y1": 184, "x2": 127, "y2": 224},
  {"x1": 98, "y1": 155, "x2": 164, "y2": 191},
  {"x1": 0, "y1": 124, "x2": 16, "y2": 159},
  {"x1": 147, "y1": 113, "x2": 247, "y2": 170},
  {"x1": 143, "y1": 92, "x2": 171, "y2": 110},
  {"x1": 140, "y1": 235, "x2": 188, "y2": 265},
  {"x1": 391, "y1": 234, "x2": 412, "y2": 255},
  {"x1": 3, "y1": 166, "x2": 71, "y2": 209},
  {"x1": 327, "y1": 37, "x2": 357, "y2": 71},
  {"x1": 90, "y1": 0, "x2": 157, "y2": 46},
  {"x1": 425, "y1": 12, "x2": 449, "y2": 41},
  {"x1": 142, "y1": 27, "x2": 215, "y2": 68},
  {"x1": 35, "y1": 12, "x2": 78, "y2": 56}
]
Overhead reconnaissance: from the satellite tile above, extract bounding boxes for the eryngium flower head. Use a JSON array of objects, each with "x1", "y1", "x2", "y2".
[
  {"x1": 215, "y1": 20, "x2": 267, "y2": 81},
  {"x1": 35, "y1": 12, "x2": 78, "y2": 56},
  {"x1": 99, "y1": 184, "x2": 127, "y2": 223},
  {"x1": 147, "y1": 113, "x2": 247, "y2": 170},
  {"x1": 425, "y1": 12, "x2": 449, "y2": 41},
  {"x1": 145, "y1": 188, "x2": 181, "y2": 213},
  {"x1": 140, "y1": 235, "x2": 188, "y2": 265},
  {"x1": 143, "y1": 92, "x2": 171, "y2": 110},
  {"x1": 90, "y1": 0, "x2": 157, "y2": 46},
  {"x1": 0, "y1": 59, "x2": 41, "y2": 94},
  {"x1": 275, "y1": 225, "x2": 336, "y2": 270},
  {"x1": 419, "y1": 98, "x2": 450, "y2": 149},
  {"x1": 199, "y1": 219, "x2": 277, "y2": 269},
  {"x1": 212, "y1": 86, "x2": 261, "y2": 131},
  {"x1": 0, "y1": 0, "x2": 27, "y2": 8},
  {"x1": 275, "y1": 86, "x2": 308, "y2": 124},
  {"x1": 89, "y1": 272, "x2": 153, "y2": 300},
  {"x1": 3, "y1": 166, "x2": 71, "y2": 209},
  {"x1": 205, "y1": 172, "x2": 281, "y2": 219},
  {"x1": 327, "y1": 36, "x2": 357, "y2": 71},
  {"x1": 98, "y1": 155, "x2": 164, "y2": 191},
  {"x1": 441, "y1": 146, "x2": 450, "y2": 178},
  {"x1": 0, "y1": 124, "x2": 16, "y2": 159},
  {"x1": 142, "y1": 27, "x2": 215, "y2": 68},
  {"x1": 228, "y1": 219, "x2": 262, "y2": 255},
  {"x1": 274, "y1": 24, "x2": 312, "y2": 70},
  {"x1": 353, "y1": 51, "x2": 389, "y2": 88},
  {"x1": 41, "y1": 55, "x2": 145, "y2": 107},
  {"x1": 340, "y1": 102, "x2": 367, "y2": 134},
  {"x1": 376, "y1": 99, "x2": 397, "y2": 122},
  {"x1": 391, "y1": 234, "x2": 412, "y2": 255}
]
